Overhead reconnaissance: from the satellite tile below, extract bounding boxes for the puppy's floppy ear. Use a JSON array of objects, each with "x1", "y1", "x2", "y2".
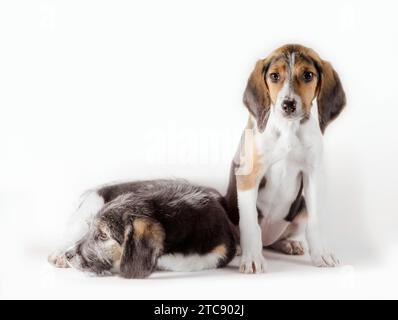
[
  {"x1": 120, "y1": 217, "x2": 165, "y2": 279},
  {"x1": 243, "y1": 59, "x2": 272, "y2": 132},
  {"x1": 317, "y1": 60, "x2": 346, "y2": 133}
]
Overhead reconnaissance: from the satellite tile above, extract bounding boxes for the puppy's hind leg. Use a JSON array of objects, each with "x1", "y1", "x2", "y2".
[
  {"x1": 48, "y1": 190, "x2": 105, "y2": 268},
  {"x1": 267, "y1": 210, "x2": 308, "y2": 256},
  {"x1": 270, "y1": 239, "x2": 305, "y2": 256}
]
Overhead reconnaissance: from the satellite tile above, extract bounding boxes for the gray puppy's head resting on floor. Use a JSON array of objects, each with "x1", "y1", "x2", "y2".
[{"x1": 65, "y1": 193, "x2": 165, "y2": 278}]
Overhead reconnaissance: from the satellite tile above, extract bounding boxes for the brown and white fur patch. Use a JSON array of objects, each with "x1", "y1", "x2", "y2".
[{"x1": 225, "y1": 44, "x2": 346, "y2": 273}]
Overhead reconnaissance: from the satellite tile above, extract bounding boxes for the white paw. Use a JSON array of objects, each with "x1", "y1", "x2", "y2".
[
  {"x1": 311, "y1": 252, "x2": 341, "y2": 268},
  {"x1": 48, "y1": 251, "x2": 70, "y2": 269},
  {"x1": 239, "y1": 254, "x2": 267, "y2": 274}
]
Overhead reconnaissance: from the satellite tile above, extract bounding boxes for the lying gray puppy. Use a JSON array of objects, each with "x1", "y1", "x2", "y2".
[{"x1": 49, "y1": 180, "x2": 237, "y2": 278}]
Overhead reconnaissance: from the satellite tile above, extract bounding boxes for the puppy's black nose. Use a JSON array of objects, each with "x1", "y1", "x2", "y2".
[
  {"x1": 282, "y1": 99, "x2": 297, "y2": 114},
  {"x1": 65, "y1": 252, "x2": 74, "y2": 260}
]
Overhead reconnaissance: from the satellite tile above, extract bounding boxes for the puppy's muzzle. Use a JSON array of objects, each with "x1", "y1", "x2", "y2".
[{"x1": 282, "y1": 99, "x2": 297, "y2": 115}]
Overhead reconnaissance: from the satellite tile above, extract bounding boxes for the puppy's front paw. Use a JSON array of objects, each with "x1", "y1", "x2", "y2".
[
  {"x1": 48, "y1": 251, "x2": 70, "y2": 268},
  {"x1": 239, "y1": 254, "x2": 267, "y2": 274},
  {"x1": 311, "y1": 252, "x2": 341, "y2": 268}
]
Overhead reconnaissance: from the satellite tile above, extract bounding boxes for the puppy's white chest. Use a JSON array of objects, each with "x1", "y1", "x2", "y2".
[
  {"x1": 263, "y1": 127, "x2": 310, "y2": 168},
  {"x1": 256, "y1": 125, "x2": 313, "y2": 221}
]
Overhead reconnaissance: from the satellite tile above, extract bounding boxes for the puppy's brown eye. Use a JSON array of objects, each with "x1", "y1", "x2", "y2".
[
  {"x1": 303, "y1": 71, "x2": 314, "y2": 82},
  {"x1": 99, "y1": 232, "x2": 109, "y2": 241},
  {"x1": 269, "y1": 73, "x2": 281, "y2": 83}
]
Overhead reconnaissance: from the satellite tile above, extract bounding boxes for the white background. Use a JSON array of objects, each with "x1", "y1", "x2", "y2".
[{"x1": 1, "y1": 0, "x2": 398, "y2": 300}]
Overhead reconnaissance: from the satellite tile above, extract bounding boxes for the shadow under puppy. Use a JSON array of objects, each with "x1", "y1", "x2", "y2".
[{"x1": 60, "y1": 180, "x2": 237, "y2": 278}]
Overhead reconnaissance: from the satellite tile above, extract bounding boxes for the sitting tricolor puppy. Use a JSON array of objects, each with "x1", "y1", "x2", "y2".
[
  {"x1": 49, "y1": 180, "x2": 237, "y2": 278},
  {"x1": 225, "y1": 44, "x2": 346, "y2": 273}
]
